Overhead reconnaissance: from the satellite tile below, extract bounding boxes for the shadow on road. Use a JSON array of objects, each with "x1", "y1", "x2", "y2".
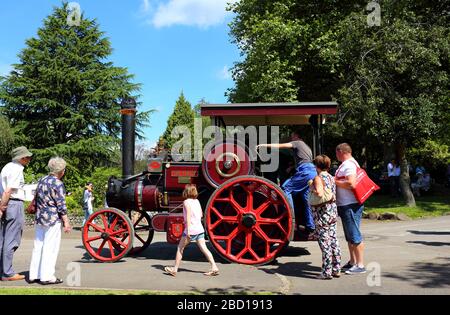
[
  {"x1": 406, "y1": 241, "x2": 450, "y2": 247},
  {"x1": 279, "y1": 245, "x2": 311, "y2": 257},
  {"x1": 407, "y1": 230, "x2": 450, "y2": 235},
  {"x1": 151, "y1": 264, "x2": 205, "y2": 275},
  {"x1": 131, "y1": 242, "x2": 230, "y2": 264},
  {"x1": 260, "y1": 261, "x2": 321, "y2": 279},
  {"x1": 188, "y1": 285, "x2": 276, "y2": 295},
  {"x1": 384, "y1": 257, "x2": 450, "y2": 288},
  {"x1": 74, "y1": 242, "x2": 311, "y2": 265}
]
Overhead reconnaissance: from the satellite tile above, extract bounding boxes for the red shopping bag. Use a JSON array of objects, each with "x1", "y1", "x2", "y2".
[
  {"x1": 353, "y1": 167, "x2": 380, "y2": 204},
  {"x1": 336, "y1": 160, "x2": 380, "y2": 204}
]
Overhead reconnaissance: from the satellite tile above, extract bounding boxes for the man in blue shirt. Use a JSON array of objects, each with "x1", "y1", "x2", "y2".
[{"x1": 257, "y1": 130, "x2": 316, "y2": 234}]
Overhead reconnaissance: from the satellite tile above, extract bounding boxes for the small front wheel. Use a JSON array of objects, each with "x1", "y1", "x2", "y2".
[{"x1": 82, "y1": 208, "x2": 135, "y2": 262}]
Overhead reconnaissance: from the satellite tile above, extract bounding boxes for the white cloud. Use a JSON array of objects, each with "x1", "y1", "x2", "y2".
[
  {"x1": 144, "y1": 0, "x2": 237, "y2": 29},
  {"x1": 0, "y1": 64, "x2": 12, "y2": 77},
  {"x1": 218, "y1": 65, "x2": 231, "y2": 80},
  {"x1": 141, "y1": 0, "x2": 151, "y2": 13}
]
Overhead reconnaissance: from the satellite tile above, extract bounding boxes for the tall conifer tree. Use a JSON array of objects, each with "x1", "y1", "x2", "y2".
[{"x1": 0, "y1": 2, "x2": 152, "y2": 177}]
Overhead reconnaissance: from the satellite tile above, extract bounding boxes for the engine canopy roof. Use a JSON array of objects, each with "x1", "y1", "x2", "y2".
[{"x1": 200, "y1": 102, "x2": 338, "y2": 126}]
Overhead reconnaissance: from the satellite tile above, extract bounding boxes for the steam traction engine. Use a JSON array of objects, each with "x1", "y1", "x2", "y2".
[{"x1": 82, "y1": 99, "x2": 338, "y2": 265}]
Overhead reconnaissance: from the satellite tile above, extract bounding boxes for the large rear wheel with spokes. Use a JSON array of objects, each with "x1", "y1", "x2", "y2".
[{"x1": 204, "y1": 175, "x2": 294, "y2": 265}]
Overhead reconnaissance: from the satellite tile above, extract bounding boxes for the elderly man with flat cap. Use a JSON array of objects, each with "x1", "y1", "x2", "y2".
[{"x1": 0, "y1": 146, "x2": 33, "y2": 281}]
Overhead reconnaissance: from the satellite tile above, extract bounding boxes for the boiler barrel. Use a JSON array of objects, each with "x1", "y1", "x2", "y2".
[{"x1": 106, "y1": 177, "x2": 159, "y2": 212}]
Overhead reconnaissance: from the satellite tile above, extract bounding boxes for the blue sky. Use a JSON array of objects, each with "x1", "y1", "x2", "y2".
[{"x1": 0, "y1": 0, "x2": 240, "y2": 148}]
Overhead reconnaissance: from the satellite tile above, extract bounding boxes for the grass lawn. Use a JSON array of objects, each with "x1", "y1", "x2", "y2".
[
  {"x1": 364, "y1": 190, "x2": 450, "y2": 219},
  {"x1": 0, "y1": 287, "x2": 196, "y2": 295},
  {"x1": 0, "y1": 287, "x2": 275, "y2": 295}
]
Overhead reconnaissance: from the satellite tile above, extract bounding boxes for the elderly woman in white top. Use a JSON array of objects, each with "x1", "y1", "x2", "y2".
[{"x1": 29, "y1": 157, "x2": 72, "y2": 285}]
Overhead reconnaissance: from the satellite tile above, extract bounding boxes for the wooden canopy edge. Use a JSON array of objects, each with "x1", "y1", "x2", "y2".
[{"x1": 200, "y1": 102, "x2": 338, "y2": 117}]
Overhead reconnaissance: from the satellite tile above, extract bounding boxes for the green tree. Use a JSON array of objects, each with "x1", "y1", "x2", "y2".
[
  {"x1": 0, "y1": 2, "x2": 151, "y2": 183},
  {"x1": 0, "y1": 114, "x2": 15, "y2": 165},
  {"x1": 162, "y1": 92, "x2": 195, "y2": 155},
  {"x1": 324, "y1": 0, "x2": 449, "y2": 206},
  {"x1": 226, "y1": 0, "x2": 362, "y2": 103},
  {"x1": 227, "y1": 0, "x2": 449, "y2": 206}
]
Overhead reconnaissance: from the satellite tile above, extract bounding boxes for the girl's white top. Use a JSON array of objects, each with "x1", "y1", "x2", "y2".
[{"x1": 183, "y1": 198, "x2": 205, "y2": 235}]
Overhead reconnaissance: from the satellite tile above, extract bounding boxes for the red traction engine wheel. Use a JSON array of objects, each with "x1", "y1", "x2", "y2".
[
  {"x1": 205, "y1": 176, "x2": 294, "y2": 265},
  {"x1": 82, "y1": 208, "x2": 134, "y2": 262}
]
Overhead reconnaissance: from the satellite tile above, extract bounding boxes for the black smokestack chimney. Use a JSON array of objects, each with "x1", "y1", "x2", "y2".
[{"x1": 120, "y1": 98, "x2": 136, "y2": 179}]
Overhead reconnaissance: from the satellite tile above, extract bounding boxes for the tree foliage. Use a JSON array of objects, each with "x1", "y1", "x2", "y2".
[
  {"x1": 227, "y1": 0, "x2": 449, "y2": 206},
  {"x1": 0, "y1": 2, "x2": 151, "y2": 183},
  {"x1": 161, "y1": 92, "x2": 195, "y2": 150},
  {"x1": 0, "y1": 114, "x2": 15, "y2": 166},
  {"x1": 227, "y1": 0, "x2": 362, "y2": 103}
]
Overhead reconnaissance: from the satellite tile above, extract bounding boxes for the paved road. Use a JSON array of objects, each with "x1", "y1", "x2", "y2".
[{"x1": 2, "y1": 216, "x2": 450, "y2": 294}]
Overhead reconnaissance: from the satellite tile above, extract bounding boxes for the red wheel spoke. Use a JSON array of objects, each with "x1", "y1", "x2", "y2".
[
  {"x1": 110, "y1": 237, "x2": 127, "y2": 249},
  {"x1": 254, "y1": 199, "x2": 271, "y2": 216},
  {"x1": 276, "y1": 211, "x2": 288, "y2": 221},
  {"x1": 223, "y1": 216, "x2": 239, "y2": 223},
  {"x1": 276, "y1": 222, "x2": 288, "y2": 237},
  {"x1": 229, "y1": 192, "x2": 244, "y2": 213},
  {"x1": 109, "y1": 228, "x2": 128, "y2": 237},
  {"x1": 259, "y1": 218, "x2": 278, "y2": 224},
  {"x1": 236, "y1": 247, "x2": 247, "y2": 260},
  {"x1": 212, "y1": 235, "x2": 230, "y2": 240},
  {"x1": 86, "y1": 235, "x2": 102, "y2": 243},
  {"x1": 225, "y1": 228, "x2": 240, "y2": 254},
  {"x1": 212, "y1": 226, "x2": 238, "y2": 241},
  {"x1": 256, "y1": 225, "x2": 285, "y2": 243},
  {"x1": 255, "y1": 226, "x2": 271, "y2": 242},
  {"x1": 209, "y1": 219, "x2": 223, "y2": 230},
  {"x1": 245, "y1": 230, "x2": 253, "y2": 248},
  {"x1": 107, "y1": 240, "x2": 116, "y2": 259},
  {"x1": 88, "y1": 222, "x2": 104, "y2": 233},
  {"x1": 210, "y1": 207, "x2": 224, "y2": 220},
  {"x1": 100, "y1": 214, "x2": 109, "y2": 230},
  {"x1": 235, "y1": 231, "x2": 252, "y2": 260},
  {"x1": 96, "y1": 239, "x2": 107, "y2": 255},
  {"x1": 209, "y1": 214, "x2": 238, "y2": 230},
  {"x1": 109, "y1": 216, "x2": 119, "y2": 230},
  {"x1": 244, "y1": 189, "x2": 253, "y2": 213},
  {"x1": 213, "y1": 197, "x2": 230, "y2": 203},
  {"x1": 248, "y1": 247, "x2": 260, "y2": 260}
]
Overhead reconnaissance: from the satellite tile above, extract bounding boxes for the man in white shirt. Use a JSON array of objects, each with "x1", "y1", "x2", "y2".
[
  {"x1": 0, "y1": 146, "x2": 33, "y2": 281},
  {"x1": 334, "y1": 143, "x2": 366, "y2": 275},
  {"x1": 387, "y1": 159, "x2": 400, "y2": 197}
]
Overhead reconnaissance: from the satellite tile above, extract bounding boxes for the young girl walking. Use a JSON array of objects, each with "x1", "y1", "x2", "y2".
[
  {"x1": 310, "y1": 155, "x2": 342, "y2": 279},
  {"x1": 164, "y1": 184, "x2": 219, "y2": 277}
]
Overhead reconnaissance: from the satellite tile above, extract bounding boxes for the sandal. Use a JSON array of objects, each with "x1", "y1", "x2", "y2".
[
  {"x1": 204, "y1": 269, "x2": 219, "y2": 276},
  {"x1": 164, "y1": 266, "x2": 177, "y2": 277},
  {"x1": 40, "y1": 278, "x2": 63, "y2": 285}
]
